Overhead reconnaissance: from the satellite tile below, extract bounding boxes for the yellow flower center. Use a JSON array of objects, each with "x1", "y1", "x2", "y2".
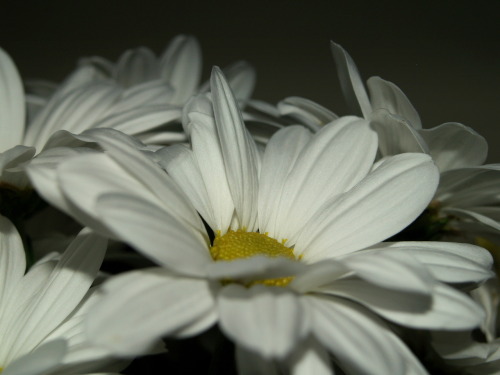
[{"x1": 210, "y1": 230, "x2": 296, "y2": 287}]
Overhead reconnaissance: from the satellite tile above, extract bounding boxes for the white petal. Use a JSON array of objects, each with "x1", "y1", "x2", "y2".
[
  {"x1": 97, "y1": 193, "x2": 210, "y2": 276},
  {"x1": 156, "y1": 144, "x2": 221, "y2": 230},
  {"x1": 94, "y1": 105, "x2": 181, "y2": 136},
  {"x1": 340, "y1": 250, "x2": 434, "y2": 294},
  {"x1": 110, "y1": 79, "x2": 175, "y2": 112},
  {"x1": 336, "y1": 281, "x2": 486, "y2": 330},
  {"x1": 211, "y1": 67, "x2": 260, "y2": 230},
  {"x1": 277, "y1": 96, "x2": 338, "y2": 130},
  {"x1": 443, "y1": 207, "x2": 500, "y2": 232},
  {"x1": 298, "y1": 153, "x2": 439, "y2": 260},
  {"x1": 114, "y1": 47, "x2": 159, "y2": 87},
  {"x1": 189, "y1": 116, "x2": 236, "y2": 232},
  {"x1": 26, "y1": 147, "x2": 96, "y2": 218},
  {"x1": 370, "y1": 108, "x2": 428, "y2": 156},
  {"x1": 258, "y1": 125, "x2": 312, "y2": 237},
  {"x1": 86, "y1": 269, "x2": 217, "y2": 356},
  {"x1": 0, "y1": 145, "x2": 35, "y2": 188},
  {"x1": 218, "y1": 284, "x2": 307, "y2": 359},
  {"x1": 437, "y1": 165, "x2": 500, "y2": 207},
  {"x1": 160, "y1": 35, "x2": 202, "y2": 105},
  {"x1": 206, "y1": 255, "x2": 304, "y2": 282},
  {"x1": 198, "y1": 61, "x2": 256, "y2": 103},
  {"x1": 307, "y1": 295, "x2": 407, "y2": 375},
  {"x1": 330, "y1": 42, "x2": 372, "y2": 118},
  {"x1": 3, "y1": 340, "x2": 67, "y2": 375},
  {"x1": 24, "y1": 83, "x2": 121, "y2": 150},
  {"x1": 419, "y1": 122, "x2": 488, "y2": 172},
  {"x1": 375, "y1": 242, "x2": 494, "y2": 284},
  {"x1": 290, "y1": 260, "x2": 350, "y2": 293},
  {"x1": 88, "y1": 129, "x2": 206, "y2": 231},
  {"x1": 271, "y1": 117, "x2": 377, "y2": 246},
  {"x1": 288, "y1": 337, "x2": 333, "y2": 375},
  {"x1": 6, "y1": 230, "x2": 106, "y2": 360},
  {"x1": 367, "y1": 76, "x2": 422, "y2": 128},
  {"x1": 296, "y1": 154, "x2": 439, "y2": 262},
  {"x1": 0, "y1": 216, "x2": 26, "y2": 309},
  {"x1": 54, "y1": 152, "x2": 151, "y2": 236},
  {"x1": 0, "y1": 47, "x2": 25, "y2": 150}
]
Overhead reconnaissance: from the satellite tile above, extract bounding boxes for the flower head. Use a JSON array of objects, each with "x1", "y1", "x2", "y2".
[
  {"x1": 27, "y1": 67, "x2": 494, "y2": 374},
  {"x1": 0, "y1": 215, "x2": 113, "y2": 375}
]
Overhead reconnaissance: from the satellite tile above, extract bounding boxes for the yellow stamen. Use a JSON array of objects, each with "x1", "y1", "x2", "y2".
[{"x1": 210, "y1": 229, "x2": 296, "y2": 287}]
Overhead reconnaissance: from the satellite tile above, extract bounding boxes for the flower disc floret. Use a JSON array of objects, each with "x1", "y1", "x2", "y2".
[{"x1": 210, "y1": 230, "x2": 296, "y2": 286}]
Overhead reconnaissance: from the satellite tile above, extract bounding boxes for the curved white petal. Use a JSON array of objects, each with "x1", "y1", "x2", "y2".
[
  {"x1": 94, "y1": 105, "x2": 181, "y2": 136},
  {"x1": 331, "y1": 281, "x2": 485, "y2": 330},
  {"x1": 373, "y1": 242, "x2": 494, "y2": 284},
  {"x1": 330, "y1": 42, "x2": 372, "y2": 118},
  {"x1": 0, "y1": 145, "x2": 36, "y2": 188},
  {"x1": 437, "y1": 165, "x2": 500, "y2": 207},
  {"x1": 258, "y1": 125, "x2": 312, "y2": 237},
  {"x1": 211, "y1": 67, "x2": 260, "y2": 230},
  {"x1": 5, "y1": 230, "x2": 106, "y2": 361},
  {"x1": 297, "y1": 153, "x2": 439, "y2": 260},
  {"x1": 277, "y1": 96, "x2": 338, "y2": 130},
  {"x1": 367, "y1": 76, "x2": 422, "y2": 128},
  {"x1": 110, "y1": 79, "x2": 175, "y2": 112},
  {"x1": 97, "y1": 193, "x2": 210, "y2": 276},
  {"x1": 443, "y1": 207, "x2": 500, "y2": 232},
  {"x1": 156, "y1": 144, "x2": 221, "y2": 230},
  {"x1": 26, "y1": 147, "x2": 97, "y2": 218},
  {"x1": 86, "y1": 269, "x2": 217, "y2": 357},
  {"x1": 290, "y1": 260, "x2": 350, "y2": 294},
  {"x1": 307, "y1": 295, "x2": 407, "y2": 375},
  {"x1": 25, "y1": 82, "x2": 122, "y2": 150},
  {"x1": 218, "y1": 284, "x2": 308, "y2": 359},
  {"x1": 114, "y1": 47, "x2": 159, "y2": 88},
  {"x1": 271, "y1": 117, "x2": 377, "y2": 246},
  {"x1": 160, "y1": 35, "x2": 202, "y2": 105},
  {"x1": 216, "y1": 61, "x2": 256, "y2": 103},
  {"x1": 340, "y1": 250, "x2": 434, "y2": 294},
  {"x1": 419, "y1": 122, "x2": 488, "y2": 172},
  {"x1": 370, "y1": 108, "x2": 428, "y2": 156},
  {"x1": 288, "y1": 337, "x2": 333, "y2": 375},
  {"x1": 206, "y1": 255, "x2": 304, "y2": 281},
  {"x1": 0, "y1": 47, "x2": 25, "y2": 150},
  {"x1": 0, "y1": 216, "x2": 26, "y2": 307}
]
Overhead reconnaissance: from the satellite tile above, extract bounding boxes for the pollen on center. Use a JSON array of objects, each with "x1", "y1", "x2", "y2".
[
  {"x1": 210, "y1": 230, "x2": 296, "y2": 287},
  {"x1": 210, "y1": 229, "x2": 295, "y2": 261}
]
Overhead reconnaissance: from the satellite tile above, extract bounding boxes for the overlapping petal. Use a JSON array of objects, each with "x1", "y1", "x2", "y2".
[
  {"x1": 297, "y1": 153, "x2": 439, "y2": 260},
  {"x1": 0, "y1": 47, "x2": 25, "y2": 150},
  {"x1": 218, "y1": 284, "x2": 307, "y2": 359},
  {"x1": 211, "y1": 67, "x2": 260, "y2": 230},
  {"x1": 86, "y1": 268, "x2": 217, "y2": 356}
]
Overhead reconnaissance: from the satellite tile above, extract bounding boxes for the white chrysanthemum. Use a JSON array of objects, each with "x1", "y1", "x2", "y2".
[
  {"x1": 27, "y1": 68, "x2": 493, "y2": 374},
  {"x1": 0, "y1": 46, "x2": 177, "y2": 189},
  {"x1": 280, "y1": 41, "x2": 500, "y2": 241},
  {"x1": 76, "y1": 34, "x2": 256, "y2": 145},
  {"x1": 0, "y1": 215, "x2": 118, "y2": 375}
]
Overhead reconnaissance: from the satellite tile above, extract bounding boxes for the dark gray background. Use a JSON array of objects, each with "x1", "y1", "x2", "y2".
[{"x1": 2, "y1": 0, "x2": 499, "y2": 160}]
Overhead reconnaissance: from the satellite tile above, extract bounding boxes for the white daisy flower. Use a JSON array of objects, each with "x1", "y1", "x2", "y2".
[
  {"x1": 0, "y1": 46, "x2": 180, "y2": 190},
  {"x1": 0, "y1": 215, "x2": 118, "y2": 375},
  {"x1": 281, "y1": 41, "x2": 500, "y2": 242},
  {"x1": 27, "y1": 68, "x2": 493, "y2": 374},
  {"x1": 77, "y1": 34, "x2": 257, "y2": 145}
]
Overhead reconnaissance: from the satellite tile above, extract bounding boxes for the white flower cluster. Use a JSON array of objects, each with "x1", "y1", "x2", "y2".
[{"x1": 0, "y1": 36, "x2": 498, "y2": 375}]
